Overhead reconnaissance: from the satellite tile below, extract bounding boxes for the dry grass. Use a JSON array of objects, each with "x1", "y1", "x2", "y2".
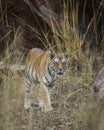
[{"x1": 0, "y1": 1, "x2": 104, "y2": 130}]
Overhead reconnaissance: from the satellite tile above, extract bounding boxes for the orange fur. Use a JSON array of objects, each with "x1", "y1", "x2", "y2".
[{"x1": 26, "y1": 48, "x2": 51, "y2": 79}]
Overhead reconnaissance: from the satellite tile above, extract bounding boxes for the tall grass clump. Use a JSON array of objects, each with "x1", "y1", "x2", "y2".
[
  {"x1": 38, "y1": 1, "x2": 94, "y2": 90},
  {"x1": 0, "y1": 25, "x2": 26, "y2": 130}
]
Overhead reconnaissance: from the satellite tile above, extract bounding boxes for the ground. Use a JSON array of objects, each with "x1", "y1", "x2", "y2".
[{"x1": 0, "y1": 69, "x2": 104, "y2": 130}]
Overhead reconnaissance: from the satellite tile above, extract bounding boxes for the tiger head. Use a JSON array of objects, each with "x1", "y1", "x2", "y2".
[{"x1": 48, "y1": 52, "x2": 69, "y2": 77}]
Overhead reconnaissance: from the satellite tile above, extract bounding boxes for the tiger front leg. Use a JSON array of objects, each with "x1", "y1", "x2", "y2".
[{"x1": 40, "y1": 83, "x2": 53, "y2": 112}]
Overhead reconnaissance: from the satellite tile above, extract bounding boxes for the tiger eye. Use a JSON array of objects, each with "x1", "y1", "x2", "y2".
[
  {"x1": 54, "y1": 58, "x2": 59, "y2": 64},
  {"x1": 62, "y1": 58, "x2": 66, "y2": 63}
]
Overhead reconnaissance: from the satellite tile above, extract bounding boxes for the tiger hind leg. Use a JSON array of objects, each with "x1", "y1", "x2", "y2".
[
  {"x1": 24, "y1": 78, "x2": 32, "y2": 109},
  {"x1": 38, "y1": 93, "x2": 44, "y2": 110}
]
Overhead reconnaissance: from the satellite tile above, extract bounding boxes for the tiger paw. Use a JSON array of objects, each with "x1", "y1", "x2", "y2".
[
  {"x1": 24, "y1": 99, "x2": 31, "y2": 109},
  {"x1": 44, "y1": 106, "x2": 53, "y2": 113}
]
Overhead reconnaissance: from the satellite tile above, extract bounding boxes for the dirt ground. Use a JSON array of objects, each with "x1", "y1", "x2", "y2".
[{"x1": 0, "y1": 71, "x2": 104, "y2": 130}]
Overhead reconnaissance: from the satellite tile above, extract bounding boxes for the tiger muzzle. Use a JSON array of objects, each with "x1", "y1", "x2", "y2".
[{"x1": 57, "y1": 69, "x2": 64, "y2": 75}]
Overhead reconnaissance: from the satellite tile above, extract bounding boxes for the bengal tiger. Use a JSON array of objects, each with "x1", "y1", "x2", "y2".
[{"x1": 24, "y1": 48, "x2": 69, "y2": 112}]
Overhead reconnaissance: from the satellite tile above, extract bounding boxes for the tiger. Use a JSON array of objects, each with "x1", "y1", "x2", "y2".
[{"x1": 24, "y1": 48, "x2": 69, "y2": 112}]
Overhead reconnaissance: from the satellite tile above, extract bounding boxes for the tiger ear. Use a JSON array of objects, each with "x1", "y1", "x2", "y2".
[
  {"x1": 50, "y1": 52, "x2": 55, "y2": 59},
  {"x1": 64, "y1": 52, "x2": 69, "y2": 58}
]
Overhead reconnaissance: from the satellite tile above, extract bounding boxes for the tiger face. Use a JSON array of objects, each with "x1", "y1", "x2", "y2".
[{"x1": 48, "y1": 52, "x2": 69, "y2": 77}]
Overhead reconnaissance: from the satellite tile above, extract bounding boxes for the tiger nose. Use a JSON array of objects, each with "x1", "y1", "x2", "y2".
[
  {"x1": 59, "y1": 68, "x2": 63, "y2": 71},
  {"x1": 58, "y1": 69, "x2": 63, "y2": 75}
]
